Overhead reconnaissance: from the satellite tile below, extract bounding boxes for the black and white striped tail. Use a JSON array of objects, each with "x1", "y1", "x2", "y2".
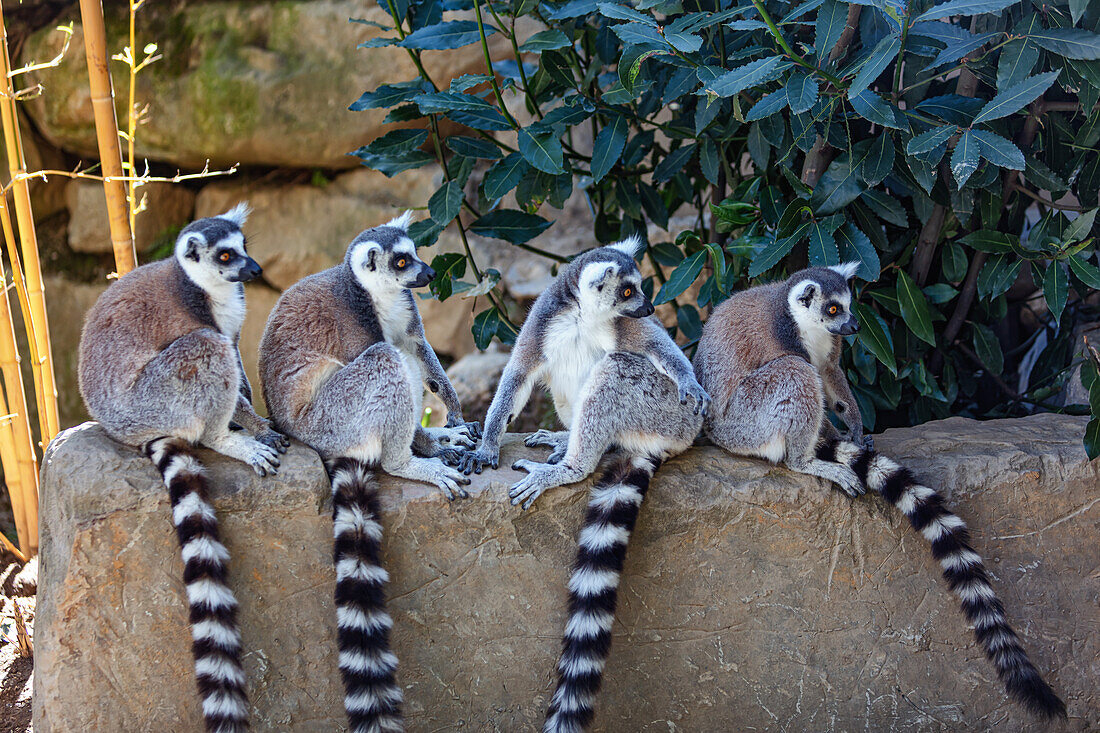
[
  {"x1": 325, "y1": 457, "x2": 403, "y2": 733},
  {"x1": 817, "y1": 438, "x2": 1066, "y2": 719},
  {"x1": 544, "y1": 454, "x2": 659, "y2": 733},
  {"x1": 145, "y1": 437, "x2": 249, "y2": 733}
]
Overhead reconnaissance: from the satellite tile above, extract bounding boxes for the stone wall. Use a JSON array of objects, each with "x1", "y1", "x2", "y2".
[{"x1": 33, "y1": 413, "x2": 1099, "y2": 731}]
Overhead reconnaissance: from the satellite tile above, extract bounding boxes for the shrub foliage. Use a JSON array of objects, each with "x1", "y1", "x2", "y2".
[{"x1": 351, "y1": 0, "x2": 1100, "y2": 455}]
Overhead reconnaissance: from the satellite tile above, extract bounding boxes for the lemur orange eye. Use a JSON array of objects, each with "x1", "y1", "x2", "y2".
[
  {"x1": 828, "y1": 305, "x2": 839, "y2": 316},
  {"x1": 622, "y1": 287, "x2": 632, "y2": 298},
  {"x1": 397, "y1": 258, "x2": 407, "y2": 268},
  {"x1": 219, "y1": 252, "x2": 231, "y2": 263}
]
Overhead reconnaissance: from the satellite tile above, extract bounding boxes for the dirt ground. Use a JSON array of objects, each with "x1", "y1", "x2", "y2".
[{"x1": 0, "y1": 549, "x2": 35, "y2": 733}]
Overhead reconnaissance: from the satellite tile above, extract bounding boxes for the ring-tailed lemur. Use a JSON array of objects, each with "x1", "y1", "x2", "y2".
[
  {"x1": 258, "y1": 213, "x2": 477, "y2": 733},
  {"x1": 78, "y1": 203, "x2": 289, "y2": 733},
  {"x1": 693, "y1": 263, "x2": 1066, "y2": 719},
  {"x1": 455, "y1": 237, "x2": 708, "y2": 732}
]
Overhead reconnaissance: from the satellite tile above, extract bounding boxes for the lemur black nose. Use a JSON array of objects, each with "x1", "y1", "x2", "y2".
[
  {"x1": 839, "y1": 317, "x2": 860, "y2": 335},
  {"x1": 423, "y1": 265, "x2": 437, "y2": 281},
  {"x1": 237, "y1": 258, "x2": 263, "y2": 283}
]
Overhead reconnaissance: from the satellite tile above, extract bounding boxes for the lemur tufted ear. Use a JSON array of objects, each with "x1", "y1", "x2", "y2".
[
  {"x1": 366, "y1": 246, "x2": 378, "y2": 271},
  {"x1": 792, "y1": 279, "x2": 817, "y2": 307},
  {"x1": 608, "y1": 234, "x2": 644, "y2": 259},
  {"x1": 183, "y1": 235, "x2": 202, "y2": 262},
  {"x1": 828, "y1": 261, "x2": 860, "y2": 281},
  {"x1": 218, "y1": 202, "x2": 251, "y2": 227},
  {"x1": 384, "y1": 210, "x2": 413, "y2": 231}
]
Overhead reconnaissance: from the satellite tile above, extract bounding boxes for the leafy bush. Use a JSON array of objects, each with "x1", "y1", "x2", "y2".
[{"x1": 350, "y1": 0, "x2": 1100, "y2": 455}]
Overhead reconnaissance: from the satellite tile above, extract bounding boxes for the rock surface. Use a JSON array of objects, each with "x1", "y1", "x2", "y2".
[
  {"x1": 20, "y1": 2, "x2": 508, "y2": 169},
  {"x1": 66, "y1": 180, "x2": 194, "y2": 253},
  {"x1": 33, "y1": 414, "x2": 1099, "y2": 731}
]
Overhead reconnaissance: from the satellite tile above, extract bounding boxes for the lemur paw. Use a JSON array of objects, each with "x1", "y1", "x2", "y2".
[
  {"x1": 245, "y1": 439, "x2": 281, "y2": 477},
  {"x1": 679, "y1": 383, "x2": 711, "y2": 417},
  {"x1": 446, "y1": 417, "x2": 482, "y2": 441},
  {"x1": 437, "y1": 447, "x2": 465, "y2": 466},
  {"x1": 834, "y1": 466, "x2": 864, "y2": 497},
  {"x1": 509, "y1": 460, "x2": 551, "y2": 510},
  {"x1": 455, "y1": 447, "x2": 498, "y2": 475},
  {"x1": 546, "y1": 448, "x2": 566, "y2": 465},
  {"x1": 433, "y1": 464, "x2": 472, "y2": 501},
  {"x1": 524, "y1": 429, "x2": 559, "y2": 449},
  {"x1": 257, "y1": 428, "x2": 291, "y2": 454}
]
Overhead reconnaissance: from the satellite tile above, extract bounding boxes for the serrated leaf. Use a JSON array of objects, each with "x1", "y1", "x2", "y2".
[
  {"x1": 836, "y1": 223, "x2": 880, "y2": 280},
  {"x1": 849, "y1": 89, "x2": 902, "y2": 129},
  {"x1": 591, "y1": 114, "x2": 629, "y2": 183},
  {"x1": 429, "y1": 181, "x2": 464, "y2": 225},
  {"x1": 848, "y1": 33, "x2": 901, "y2": 97},
  {"x1": 907, "y1": 125, "x2": 956, "y2": 155},
  {"x1": 897, "y1": 270, "x2": 936, "y2": 346},
  {"x1": 517, "y1": 129, "x2": 564, "y2": 174},
  {"x1": 445, "y1": 106, "x2": 512, "y2": 131},
  {"x1": 446, "y1": 135, "x2": 504, "y2": 160},
  {"x1": 350, "y1": 149, "x2": 435, "y2": 177},
  {"x1": 746, "y1": 89, "x2": 790, "y2": 123},
  {"x1": 1030, "y1": 28, "x2": 1100, "y2": 60},
  {"x1": 972, "y1": 71, "x2": 1061, "y2": 124},
  {"x1": 469, "y1": 210, "x2": 553, "y2": 244},
  {"x1": 863, "y1": 134, "x2": 895, "y2": 186},
  {"x1": 612, "y1": 22, "x2": 666, "y2": 47},
  {"x1": 653, "y1": 143, "x2": 696, "y2": 183},
  {"x1": 598, "y1": 3, "x2": 658, "y2": 25},
  {"x1": 400, "y1": 20, "x2": 495, "y2": 50},
  {"x1": 413, "y1": 91, "x2": 495, "y2": 113},
  {"x1": 518, "y1": 29, "x2": 571, "y2": 52},
  {"x1": 808, "y1": 220, "x2": 840, "y2": 266},
  {"x1": 811, "y1": 157, "x2": 864, "y2": 215},
  {"x1": 350, "y1": 80, "x2": 429, "y2": 111},
  {"x1": 356, "y1": 128, "x2": 428, "y2": 156},
  {"x1": 998, "y1": 15, "x2": 1043, "y2": 89},
  {"x1": 1024, "y1": 156, "x2": 1068, "y2": 193},
  {"x1": 703, "y1": 56, "x2": 792, "y2": 97},
  {"x1": 970, "y1": 128, "x2": 1024, "y2": 170},
  {"x1": 861, "y1": 189, "x2": 908, "y2": 226},
  {"x1": 481, "y1": 153, "x2": 530, "y2": 201},
  {"x1": 654, "y1": 249, "x2": 707, "y2": 305},
  {"x1": 815, "y1": 0, "x2": 846, "y2": 61},
  {"x1": 853, "y1": 302, "x2": 897, "y2": 374},
  {"x1": 749, "y1": 223, "x2": 809, "y2": 277},
  {"x1": 785, "y1": 73, "x2": 819, "y2": 115},
  {"x1": 915, "y1": 94, "x2": 985, "y2": 125},
  {"x1": 1044, "y1": 261, "x2": 1069, "y2": 324},
  {"x1": 913, "y1": 0, "x2": 1018, "y2": 23},
  {"x1": 972, "y1": 322, "x2": 1004, "y2": 374},
  {"x1": 951, "y1": 129, "x2": 981, "y2": 187},
  {"x1": 1070, "y1": 0, "x2": 1090, "y2": 25}
]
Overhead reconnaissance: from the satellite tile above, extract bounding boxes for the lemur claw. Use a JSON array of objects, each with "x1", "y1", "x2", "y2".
[
  {"x1": 456, "y1": 448, "x2": 497, "y2": 475},
  {"x1": 257, "y1": 429, "x2": 290, "y2": 454}
]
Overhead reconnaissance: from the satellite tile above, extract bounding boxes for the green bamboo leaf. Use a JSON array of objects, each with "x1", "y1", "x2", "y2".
[
  {"x1": 654, "y1": 249, "x2": 707, "y2": 305},
  {"x1": 853, "y1": 302, "x2": 897, "y2": 374},
  {"x1": 896, "y1": 270, "x2": 937, "y2": 346}
]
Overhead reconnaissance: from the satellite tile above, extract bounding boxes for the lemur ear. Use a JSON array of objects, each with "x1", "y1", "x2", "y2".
[
  {"x1": 184, "y1": 236, "x2": 202, "y2": 262},
  {"x1": 608, "y1": 234, "x2": 644, "y2": 259},
  {"x1": 384, "y1": 210, "x2": 413, "y2": 231},
  {"x1": 792, "y1": 280, "x2": 817, "y2": 306},
  {"x1": 218, "y1": 202, "x2": 251, "y2": 227},
  {"x1": 828, "y1": 261, "x2": 860, "y2": 281},
  {"x1": 366, "y1": 247, "x2": 378, "y2": 271}
]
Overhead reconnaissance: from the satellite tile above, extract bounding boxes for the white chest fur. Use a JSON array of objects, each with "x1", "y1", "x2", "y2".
[
  {"x1": 801, "y1": 327, "x2": 835, "y2": 372},
  {"x1": 208, "y1": 284, "x2": 246, "y2": 337},
  {"x1": 373, "y1": 289, "x2": 415, "y2": 352},
  {"x1": 540, "y1": 307, "x2": 616, "y2": 420}
]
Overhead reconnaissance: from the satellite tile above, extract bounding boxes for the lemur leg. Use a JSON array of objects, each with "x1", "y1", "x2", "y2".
[
  {"x1": 510, "y1": 352, "x2": 701, "y2": 509},
  {"x1": 295, "y1": 343, "x2": 471, "y2": 500},
  {"x1": 125, "y1": 329, "x2": 281, "y2": 475},
  {"x1": 524, "y1": 429, "x2": 570, "y2": 463},
  {"x1": 705, "y1": 355, "x2": 861, "y2": 496}
]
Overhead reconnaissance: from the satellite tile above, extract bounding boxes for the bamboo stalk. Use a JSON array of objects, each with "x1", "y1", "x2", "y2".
[
  {"x1": 0, "y1": 257, "x2": 38, "y2": 555},
  {"x1": 0, "y1": 525, "x2": 27, "y2": 563},
  {"x1": 0, "y1": 5, "x2": 60, "y2": 446},
  {"x1": 0, "y1": 393, "x2": 28, "y2": 553},
  {"x1": 78, "y1": 0, "x2": 136, "y2": 275}
]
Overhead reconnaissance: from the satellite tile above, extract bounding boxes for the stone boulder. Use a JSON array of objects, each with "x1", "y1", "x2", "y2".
[
  {"x1": 20, "y1": 2, "x2": 510, "y2": 169},
  {"x1": 66, "y1": 180, "x2": 194, "y2": 253},
  {"x1": 34, "y1": 414, "x2": 1099, "y2": 731}
]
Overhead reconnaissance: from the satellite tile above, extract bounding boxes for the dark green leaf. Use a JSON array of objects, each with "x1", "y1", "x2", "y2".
[
  {"x1": 591, "y1": 114, "x2": 629, "y2": 183},
  {"x1": 349, "y1": 80, "x2": 429, "y2": 111},
  {"x1": 472, "y1": 307, "x2": 501, "y2": 350},
  {"x1": 611, "y1": 22, "x2": 666, "y2": 47},
  {"x1": 847, "y1": 33, "x2": 901, "y2": 97},
  {"x1": 943, "y1": 241, "x2": 968, "y2": 281},
  {"x1": 863, "y1": 134, "x2": 895, "y2": 186},
  {"x1": 429, "y1": 252, "x2": 466, "y2": 299},
  {"x1": 970, "y1": 128, "x2": 1024, "y2": 170},
  {"x1": 959, "y1": 230, "x2": 1016, "y2": 253},
  {"x1": 705, "y1": 242, "x2": 727, "y2": 291},
  {"x1": 482, "y1": 153, "x2": 530, "y2": 201},
  {"x1": 853, "y1": 302, "x2": 897, "y2": 374},
  {"x1": 913, "y1": 0, "x2": 1018, "y2": 23},
  {"x1": 815, "y1": 0, "x2": 846, "y2": 62},
  {"x1": 785, "y1": 73, "x2": 819, "y2": 115},
  {"x1": 836, "y1": 223, "x2": 880, "y2": 280},
  {"x1": 923, "y1": 283, "x2": 959, "y2": 303},
  {"x1": 897, "y1": 269, "x2": 937, "y2": 346},
  {"x1": 749, "y1": 223, "x2": 809, "y2": 277},
  {"x1": 1024, "y1": 156, "x2": 1068, "y2": 193},
  {"x1": 972, "y1": 322, "x2": 1004, "y2": 374},
  {"x1": 429, "y1": 181, "x2": 463, "y2": 225},
  {"x1": 351, "y1": 149, "x2": 435, "y2": 177},
  {"x1": 1068, "y1": 254, "x2": 1100, "y2": 289},
  {"x1": 997, "y1": 15, "x2": 1042, "y2": 89},
  {"x1": 745, "y1": 89, "x2": 789, "y2": 121},
  {"x1": 469, "y1": 210, "x2": 553, "y2": 243},
  {"x1": 654, "y1": 249, "x2": 707, "y2": 305},
  {"x1": 811, "y1": 156, "x2": 864, "y2": 215},
  {"x1": 517, "y1": 128, "x2": 564, "y2": 174},
  {"x1": 598, "y1": 3, "x2": 658, "y2": 25},
  {"x1": 808, "y1": 219, "x2": 840, "y2": 266},
  {"x1": 676, "y1": 304, "x2": 703, "y2": 341},
  {"x1": 1044, "y1": 261, "x2": 1069, "y2": 324},
  {"x1": 445, "y1": 107, "x2": 512, "y2": 131},
  {"x1": 446, "y1": 135, "x2": 503, "y2": 160},
  {"x1": 703, "y1": 56, "x2": 792, "y2": 97},
  {"x1": 951, "y1": 129, "x2": 981, "y2": 187},
  {"x1": 1085, "y1": 418, "x2": 1100, "y2": 461},
  {"x1": 665, "y1": 29, "x2": 703, "y2": 53},
  {"x1": 408, "y1": 219, "x2": 444, "y2": 248},
  {"x1": 976, "y1": 254, "x2": 1023, "y2": 299},
  {"x1": 849, "y1": 89, "x2": 902, "y2": 129},
  {"x1": 413, "y1": 91, "x2": 494, "y2": 113},
  {"x1": 518, "y1": 29, "x2": 572, "y2": 52},
  {"x1": 700, "y1": 137, "x2": 720, "y2": 185},
  {"x1": 1029, "y1": 28, "x2": 1100, "y2": 60},
  {"x1": 449, "y1": 74, "x2": 493, "y2": 92},
  {"x1": 653, "y1": 143, "x2": 696, "y2": 183},
  {"x1": 401, "y1": 21, "x2": 496, "y2": 50},
  {"x1": 356, "y1": 128, "x2": 428, "y2": 156},
  {"x1": 972, "y1": 71, "x2": 1060, "y2": 124},
  {"x1": 907, "y1": 125, "x2": 956, "y2": 156},
  {"x1": 747, "y1": 123, "x2": 770, "y2": 169},
  {"x1": 1065, "y1": 208, "x2": 1098, "y2": 243}
]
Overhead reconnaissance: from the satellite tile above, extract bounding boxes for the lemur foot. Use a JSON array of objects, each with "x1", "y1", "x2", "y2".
[
  {"x1": 219, "y1": 435, "x2": 281, "y2": 476},
  {"x1": 391, "y1": 456, "x2": 471, "y2": 500},
  {"x1": 678, "y1": 383, "x2": 712, "y2": 417},
  {"x1": 454, "y1": 447, "x2": 498, "y2": 475},
  {"x1": 524, "y1": 429, "x2": 567, "y2": 449},
  {"x1": 508, "y1": 459, "x2": 561, "y2": 510},
  {"x1": 833, "y1": 466, "x2": 864, "y2": 497},
  {"x1": 257, "y1": 428, "x2": 291, "y2": 453},
  {"x1": 423, "y1": 425, "x2": 476, "y2": 450},
  {"x1": 447, "y1": 418, "x2": 482, "y2": 441}
]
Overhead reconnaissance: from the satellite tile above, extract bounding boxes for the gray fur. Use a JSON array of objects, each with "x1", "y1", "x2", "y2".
[
  {"x1": 456, "y1": 240, "x2": 707, "y2": 509},
  {"x1": 258, "y1": 217, "x2": 475, "y2": 499},
  {"x1": 693, "y1": 264, "x2": 867, "y2": 495},
  {"x1": 79, "y1": 206, "x2": 288, "y2": 474}
]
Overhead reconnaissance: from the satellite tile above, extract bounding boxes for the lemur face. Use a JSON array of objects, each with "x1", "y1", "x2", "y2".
[
  {"x1": 788, "y1": 263, "x2": 861, "y2": 336},
  {"x1": 348, "y1": 216, "x2": 435, "y2": 292},
  {"x1": 578, "y1": 255, "x2": 653, "y2": 319},
  {"x1": 176, "y1": 204, "x2": 262, "y2": 286}
]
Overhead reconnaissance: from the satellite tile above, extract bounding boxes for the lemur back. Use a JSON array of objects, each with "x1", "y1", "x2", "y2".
[
  {"x1": 259, "y1": 215, "x2": 476, "y2": 732},
  {"x1": 694, "y1": 264, "x2": 1066, "y2": 720},
  {"x1": 78, "y1": 205, "x2": 288, "y2": 733}
]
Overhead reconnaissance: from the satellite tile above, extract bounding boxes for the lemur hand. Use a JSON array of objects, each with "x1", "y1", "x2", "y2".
[
  {"x1": 841, "y1": 429, "x2": 873, "y2": 451},
  {"x1": 446, "y1": 415, "x2": 482, "y2": 441},
  {"x1": 679, "y1": 382, "x2": 711, "y2": 416},
  {"x1": 257, "y1": 428, "x2": 291, "y2": 454},
  {"x1": 454, "y1": 446, "x2": 498, "y2": 475}
]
